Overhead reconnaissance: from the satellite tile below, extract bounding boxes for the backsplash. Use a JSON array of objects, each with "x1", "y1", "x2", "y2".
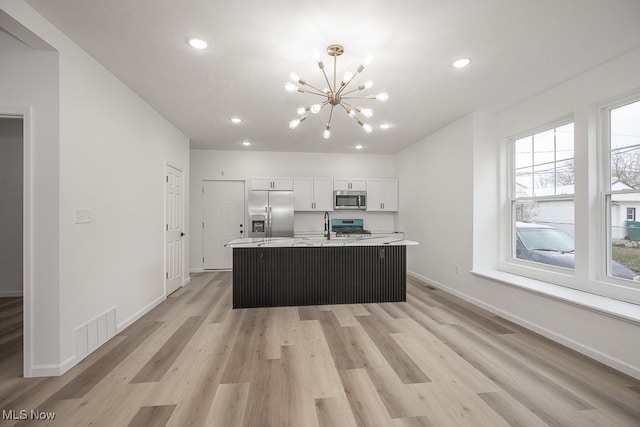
[{"x1": 294, "y1": 211, "x2": 396, "y2": 234}]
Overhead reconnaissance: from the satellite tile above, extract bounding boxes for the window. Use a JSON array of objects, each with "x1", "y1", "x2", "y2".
[
  {"x1": 605, "y1": 99, "x2": 640, "y2": 281},
  {"x1": 627, "y1": 207, "x2": 636, "y2": 221},
  {"x1": 511, "y1": 122, "x2": 575, "y2": 270}
]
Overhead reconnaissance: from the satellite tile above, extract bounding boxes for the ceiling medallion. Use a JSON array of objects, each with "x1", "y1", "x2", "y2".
[{"x1": 285, "y1": 44, "x2": 389, "y2": 140}]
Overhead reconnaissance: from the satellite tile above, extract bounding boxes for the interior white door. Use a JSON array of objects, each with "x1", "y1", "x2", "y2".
[
  {"x1": 166, "y1": 165, "x2": 184, "y2": 295},
  {"x1": 203, "y1": 180, "x2": 245, "y2": 269}
]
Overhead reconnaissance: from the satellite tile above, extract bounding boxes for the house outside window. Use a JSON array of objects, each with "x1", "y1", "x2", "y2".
[
  {"x1": 511, "y1": 122, "x2": 575, "y2": 270},
  {"x1": 605, "y1": 99, "x2": 640, "y2": 280}
]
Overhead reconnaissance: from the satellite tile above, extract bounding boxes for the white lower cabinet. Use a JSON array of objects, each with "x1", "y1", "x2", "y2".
[
  {"x1": 366, "y1": 179, "x2": 399, "y2": 211},
  {"x1": 294, "y1": 177, "x2": 334, "y2": 211}
]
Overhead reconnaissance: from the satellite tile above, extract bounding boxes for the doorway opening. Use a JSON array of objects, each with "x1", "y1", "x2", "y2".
[{"x1": 0, "y1": 113, "x2": 28, "y2": 378}]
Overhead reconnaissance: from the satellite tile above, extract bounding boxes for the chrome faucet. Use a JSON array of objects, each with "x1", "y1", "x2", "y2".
[{"x1": 323, "y1": 211, "x2": 331, "y2": 240}]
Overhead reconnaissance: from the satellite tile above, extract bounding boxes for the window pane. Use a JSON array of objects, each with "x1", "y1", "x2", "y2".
[
  {"x1": 555, "y1": 123, "x2": 574, "y2": 161},
  {"x1": 610, "y1": 100, "x2": 640, "y2": 187},
  {"x1": 515, "y1": 167, "x2": 533, "y2": 197},
  {"x1": 515, "y1": 136, "x2": 533, "y2": 169},
  {"x1": 513, "y1": 123, "x2": 574, "y2": 199},
  {"x1": 514, "y1": 201, "x2": 575, "y2": 271},
  {"x1": 609, "y1": 193, "x2": 640, "y2": 281}
]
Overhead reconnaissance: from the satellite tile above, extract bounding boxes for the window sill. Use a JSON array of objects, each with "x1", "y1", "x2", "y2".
[{"x1": 471, "y1": 269, "x2": 640, "y2": 325}]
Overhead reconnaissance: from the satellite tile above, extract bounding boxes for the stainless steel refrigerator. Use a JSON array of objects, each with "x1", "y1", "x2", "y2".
[{"x1": 248, "y1": 191, "x2": 294, "y2": 237}]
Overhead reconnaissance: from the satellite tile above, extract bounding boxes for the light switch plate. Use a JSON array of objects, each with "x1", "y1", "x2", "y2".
[{"x1": 74, "y1": 208, "x2": 92, "y2": 224}]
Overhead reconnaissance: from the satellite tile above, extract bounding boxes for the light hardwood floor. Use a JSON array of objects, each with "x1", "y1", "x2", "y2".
[{"x1": 1, "y1": 272, "x2": 639, "y2": 426}]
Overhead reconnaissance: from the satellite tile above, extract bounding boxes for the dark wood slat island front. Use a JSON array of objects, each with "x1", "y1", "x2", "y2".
[{"x1": 227, "y1": 236, "x2": 418, "y2": 309}]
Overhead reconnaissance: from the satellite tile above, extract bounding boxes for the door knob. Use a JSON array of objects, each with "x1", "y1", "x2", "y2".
[
  {"x1": 240, "y1": 230, "x2": 244, "y2": 234},
  {"x1": 180, "y1": 232, "x2": 185, "y2": 237}
]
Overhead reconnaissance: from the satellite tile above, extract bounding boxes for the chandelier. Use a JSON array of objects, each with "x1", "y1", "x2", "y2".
[{"x1": 285, "y1": 44, "x2": 389, "y2": 139}]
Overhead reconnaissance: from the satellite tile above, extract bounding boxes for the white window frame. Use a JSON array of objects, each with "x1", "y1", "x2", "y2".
[
  {"x1": 501, "y1": 117, "x2": 577, "y2": 287},
  {"x1": 600, "y1": 95, "x2": 640, "y2": 285}
]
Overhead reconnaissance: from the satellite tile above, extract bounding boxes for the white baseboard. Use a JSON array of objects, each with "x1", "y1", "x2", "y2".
[
  {"x1": 0, "y1": 290, "x2": 24, "y2": 297},
  {"x1": 407, "y1": 270, "x2": 640, "y2": 381},
  {"x1": 30, "y1": 354, "x2": 75, "y2": 377},
  {"x1": 183, "y1": 276, "x2": 191, "y2": 286},
  {"x1": 116, "y1": 294, "x2": 166, "y2": 333},
  {"x1": 190, "y1": 268, "x2": 205, "y2": 274}
]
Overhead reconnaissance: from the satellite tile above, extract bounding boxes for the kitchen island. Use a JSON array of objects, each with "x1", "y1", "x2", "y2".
[{"x1": 226, "y1": 235, "x2": 418, "y2": 308}]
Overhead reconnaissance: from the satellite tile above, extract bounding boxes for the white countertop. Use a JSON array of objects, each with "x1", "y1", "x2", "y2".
[{"x1": 225, "y1": 233, "x2": 418, "y2": 248}]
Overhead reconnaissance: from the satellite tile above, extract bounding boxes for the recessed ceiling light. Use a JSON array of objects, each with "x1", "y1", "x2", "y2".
[
  {"x1": 230, "y1": 117, "x2": 242, "y2": 124},
  {"x1": 452, "y1": 58, "x2": 471, "y2": 68},
  {"x1": 188, "y1": 38, "x2": 208, "y2": 50},
  {"x1": 242, "y1": 141, "x2": 251, "y2": 146},
  {"x1": 355, "y1": 144, "x2": 364, "y2": 150},
  {"x1": 379, "y1": 123, "x2": 391, "y2": 130}
]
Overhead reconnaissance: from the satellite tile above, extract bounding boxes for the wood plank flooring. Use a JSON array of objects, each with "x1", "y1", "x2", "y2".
[{"x1": 1, "y1": 273, "x2": 640, "y2": 426}]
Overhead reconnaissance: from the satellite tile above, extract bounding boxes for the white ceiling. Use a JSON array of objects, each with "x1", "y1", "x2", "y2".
[{"x1": 22, "y1": 0, "x2": 640, "y2": 154}]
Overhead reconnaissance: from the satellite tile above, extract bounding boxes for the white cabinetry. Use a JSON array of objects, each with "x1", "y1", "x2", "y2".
[
  {"x1": 294, "y1": 177, "x2": 333, "y2": 211},
  {"x1": 366, "y1": 179, "x2": 399, "y2": 211},
  {"x1": 334, "y1": 178, "x2": 366, "y2": 191},
  {"x1": 251, "y1": 176, "x2": 294, "y2": 191}
]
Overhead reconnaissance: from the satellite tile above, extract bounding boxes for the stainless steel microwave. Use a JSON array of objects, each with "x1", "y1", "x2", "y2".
[{"x1": 333, "y1": 190, "x2": 367, "y2": 210}]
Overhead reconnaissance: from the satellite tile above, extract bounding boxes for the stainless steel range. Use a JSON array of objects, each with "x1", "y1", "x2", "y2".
[{"x1": 331, "y1": 219, "x2": 371, "y2": 237}]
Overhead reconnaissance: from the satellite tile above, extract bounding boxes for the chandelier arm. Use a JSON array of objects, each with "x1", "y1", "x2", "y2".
[
  {"x1": 340, "y1": 100, "x2": 354, "y2": 111},
  {"x1": 301, "y1": 81, "x2": 327, "y2": 94},
  {"x1": 301, "y1": 89, "x2": 330, "y2": 97},
  {"x1": 340, "y1": 95, "x2": 373, "y2": 100},
  {"x1": 340, "y1": 87, "x2": 365, "y2": 96},
  {"x1": 337, "y1": 74, "x2": 358, "y2": 95},
  {"x1": 338, "y1": 102, "x2": 353, "y2": 116},
  {"x1": 327, "y1": 105, "x2": 335, "y2": 126},
  {"x1": 320, "y1": 67, "x2": 332, "y2": 92}
]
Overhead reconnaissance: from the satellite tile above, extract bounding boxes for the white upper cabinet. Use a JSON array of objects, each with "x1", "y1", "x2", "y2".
[
  {"x1": 366, "y1": 179, "x2": 399, "y2": 211},
  {"x1": 334, "y1": 178, "x2": 367, "y2": 191},
  {"x1": 294, "y1": 177, "x2": 333, "y2": 211},
  {"x1": 251, "y1": 176, "x2": 294, "y2": 191}
]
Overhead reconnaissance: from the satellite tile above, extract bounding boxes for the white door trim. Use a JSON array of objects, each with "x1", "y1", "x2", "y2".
[{"x1": 0, "y1": 106, "x2": 33, "y2": 377}]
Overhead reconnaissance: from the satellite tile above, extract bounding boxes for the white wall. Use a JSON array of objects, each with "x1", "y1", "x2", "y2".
[
  {"x1": 396, "y1": 47, "x2": 640, "y2": 379},
  {"x1": 1, "y1": 1, "x2": 190, "y2": 375},
  {"x1": 190, "y1": 149, "x2": 396, "y2": 270},
  {"x1": 0, "y1": 118, "x2": 23, "y2": 296},
  {"x1": 0, "y1": 25, "x2": 61, "y2": 370},
  {"x1": 395, "y1": 114, "x2": 474, "y2": 283}
]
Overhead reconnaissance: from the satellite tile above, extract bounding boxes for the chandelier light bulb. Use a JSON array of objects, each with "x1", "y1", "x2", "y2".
[
  {"x1": 297, "y1": 107, "x2": 307, "y2": 115},
  {"x1": 323, "y1": 129, "x2": 331, "y2": 139},
  {"x1": 343, "y1": 71, "x2": 354, "y2": 84},
  {"x1": 284, "y1": 82, "x2": 297, "y2": 92},
  {"x1": 349, "y1": 109, "x2": 356, "y2": 118},
  {"x1": 359, "y1": 108, "x2": 373, "y2": 118},
  {"x1": 289, "y1": 119, "x2": 300, "y2": 129},
  {"x1": 364, "y1": 80, "x2": 373, "y2": 89},
  {"x1": 364, "y1": 56, "x2": 373, "y2": 66},
  {"x1": 310, "y1": 104, "x2": 322, "y2": 114},
  {"x1": 376, "y1": 92, "x2": 389, "y2": 101},
  {"x1": 362, "y1": 123, "x2": 373, "y2": 133},
  {"x1": 290, "y1": 72, "x2": 300, "y2": 82}
]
